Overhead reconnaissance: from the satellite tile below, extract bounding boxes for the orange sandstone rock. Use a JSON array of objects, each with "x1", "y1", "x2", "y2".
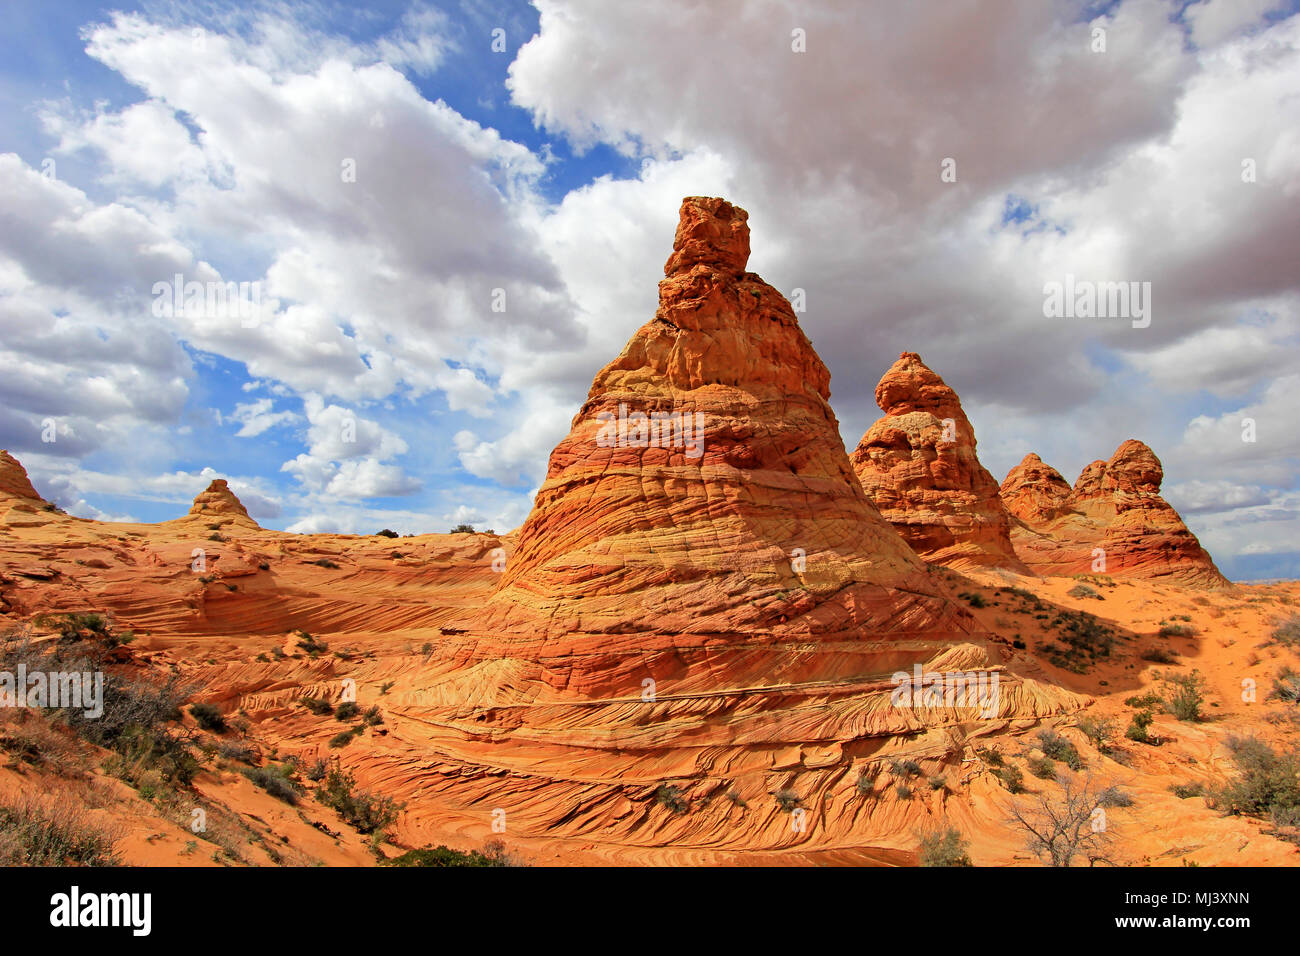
[
  {"x1": 850, "y1": 353, "x2": 1027, "y2": 572},
  {"x1": 185, "y1": 478, "x2": 259, "y2": 527},
  {"x1": 0, "y1": 449, "x2": 44, "y2": 503},
  {"x1": 1003, "y1": 440, "x2": 1229, "y2": 587}
]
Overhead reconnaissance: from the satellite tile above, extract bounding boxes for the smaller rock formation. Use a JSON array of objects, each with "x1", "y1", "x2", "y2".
[
  {"x1": 999, "y1": 453, "x2": 1071, "y2": 525},
  {"x1": 186, "y1": 479, "x2": 258, "y2": 526},
  {"x1": 850, "y1": 353, "x2": 1027, "y2": 572},
  {"x1": 0, "y1": 450, "x2": 44, "y2": 503},
  {"x1": 1003, "y1": 440, "x2": 1229, "y2": 587}
]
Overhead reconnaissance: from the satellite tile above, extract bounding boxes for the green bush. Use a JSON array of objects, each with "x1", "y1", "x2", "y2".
[
  {"x1": 1037, "y1": 730, "x2": 1084, "y2": 770},
  {"x1": 318, "y1": 766, "x2": 403, "y2": 835},
  {"x1": 450, "y1": 524, "x2": 476, "y2": 534},
  {"x1": 1210, "y1": 736, "x2": 1300, "y2": 819},
  {"x1": 774, "y1": 788, "x2": 802, "y2": 812},
  {"x1": 1161, "y1": 670, "x2": 1207, "y2": 721},
  {"x1": 1171, "y1": 782, "x2": 1205, "y2": 799},
  {"x1": 1268, "y1": 616, "x2": 1300, "y2": 648},
  {"x1": 384, "y1": 844, "x2": 508, "y2": 867},
  {"x1": 299, "y1": 696, "x2": 334, "y2": 716},
  {"x1": 1067, "y1": 584, "x2": 1101, "y2": 600},
  {"x1": 1076, "y1": 715, "x2": 1117, "y2": 753},
  {"x1": 994, "y1": 764, "x2": 1025, "y2": 793},
  {"x1": 1271, "y1": 667, "x2": 1300, "y2": 704},
  {"x1": 1028, "y1": 755, "x2": 1057, "y2": 779},
  {"x1": 1158, "y1": 623, "x2": 1196, "y2": 638},
  {"x1": 334, "y1": 701, "x2": 360, "y2": 721},
  {"x1": 189, "y1": 702, "x2": 226, "y2": 732},
  {"x1": 1126, "y1": 709, "x2": 1157, "y2": 745},
  {"x1": 918, "y1": 827, "x2": 972, "y2": 867},
  {"x1": 241, "y1": 763, "x2": 301, "y2": 805},
  {"x1": 655, "y1": 784, "x2": 688, "y2": 814}
]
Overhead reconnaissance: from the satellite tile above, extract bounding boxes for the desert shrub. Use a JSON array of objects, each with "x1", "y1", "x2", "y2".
[
  {"x1": 217, "y1": 741, "x2": 256, "y2": 763},
  {"x1": 957, "y1": 591, "x2": 986, "y2": 608},
  {"x1": 305, "y1": 758, "x2": 328, "y2": 782},
  {"x1": 1160, "y1": 670, "x2": 1207, "y2": 721},
  {"x1": 725, "y1": 790, "x2": 749, "y2": 809},
  {"x1": 1043, "y1": 608, "x2": 1120, "y2": 673},
  {"x1": 894, "y1": 783, "x2": 913, "y2": 800},
  {"x1": 1037, "y1": 730, "x2": 1084, "y2": 770},
  {"x1": 384, "y1": 844, "x2": 507, "y2": 867},
  {"x1": 334, "y1": 701, "x2": 360, "y2": 721},
  {"x1": 294, "y1": 631, "x2": 328, "y2": 654},
  {"x1": 1210, "y1": 736, "x2": 1300, "y2": 819},
  {"x1": 1067, "y1": 583, "x2": 1101, "y2": 600},
  {"x1": 1125, "y1": 692, "x2": 1165, "y2": 709},
  {"x1": 362, "y1": 705, "x2": 384, "y2": 726},
  {"x1": 105, "y1": 725, "x2": 201, "y2": 793},
  {"x1": 978, "y1": 747, "x2": 1005, "y2": 768},
  {"x1": 189, "y1": 702, "x2": 226, "y2": 732},
  {"x1": 241, "y1": 763, "x2": 301, "y2": 804},
  {"x1": 1158, "y1": 623, "x2": 1196, "y2": 638},
  {"x1": 1171, "y1": 782, "x2": 1205, "y2": 799},
  {"x1": 889, "y1": 758, "x2": 923, "y2": 778},
  {"x1": 1028, "y1": 755, "x2": 1057, "y2": 779},
  {"x1": 1097, "y1": 785, "x2": 1134, "y2": 808},
  {"x1": 1141, "y1": 647, "x2": 1179, "y2": 664},
  {"x1": 328, "y1": 729, "x2": 361, "y2": 748},
  {"x1": 311, "y1": 559, "x2": 339, "y2": 569},
  {"x1": 450, "y1": 524, "x2": 476, "y2": 534},
  {"x1": 655, "y1": 784, "x2": 688, "y2": 814},
  {"x1": 1267, "y1": 616, "x2": 1300, "y2": 648},
  {"x1": 0, "y1": 793, "x2": 121, "y2": 866},
  {"x1": 774, "y1": 788, "x2": 802, "y2": 812},
  {"x1": 1009, "y1": 775, "x2": 1121, "y2": 867},
  {"x1": 994, "y1": 765, "x2": 1025, "y2": 793},
  {"x1": 1271, "y1": 667, "x2": 1300, "y2": 704},
  {"x1": 856, "y1": 767, "x2": 877, "y2": 795},
  {"x1": 318, "y1": 766, "x2": 403, "y2": 835},
  {"x1": 917, "y1": 827, "x2": 972, "y2": 867},
  {"x1": 1076, "y1": 715, "x2": 1118, "y2": 754},
  {"x1": 928, "y1": 775, "x2": 947, "y2": 791},
  {"x1": 299, "y1": 696, "x2": 334, "y2": 717},
  {"x1": 1126, "y1": 709, "x2": 1157, "y2": 745},
  {"x1": 376, "y1": 529, "x2": 399, "y2": 538}
]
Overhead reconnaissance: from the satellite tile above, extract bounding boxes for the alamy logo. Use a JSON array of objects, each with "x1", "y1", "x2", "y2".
[
  {"x1": 50, "y1": 886, "x2": 151, "y2": 936},
  {"x1": 1042, "y1": 274, "x2": 1151, "y2": 328},
  {"x1": 889, "y1": 665, "x2": 1000, "y2": 719},
  {"x1": 595, "y1": 403, "x2": 705, "y2": 459},
  {"x1": 152, "y1": 274, "x2": 264, "y2": 327},
  {"x1": 0, "y1": 665, "x2": 102, "y2": 718}
]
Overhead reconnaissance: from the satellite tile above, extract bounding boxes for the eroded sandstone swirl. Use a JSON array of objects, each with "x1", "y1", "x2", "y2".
[
  {"x1": 1002, "y1": 440, "x2": 1230, "y2": 588},
  {"x1": 850, "y1": 353, "x2": 1028, "y2": 573}
]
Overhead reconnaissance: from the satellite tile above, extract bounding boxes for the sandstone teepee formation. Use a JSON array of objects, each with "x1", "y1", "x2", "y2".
[
  {"x1": 476, "y1": 199, "x2": 978, "y2": 666},
  {"x1": 185, "y1": 478, "x2": 258, "y2": 526},
  {"x1": 850, "y1": 353, "x2": 1027, "y2": 573},
  {"x1": 1002, "y1": 440, "x2": 1229, "y2": 587}
]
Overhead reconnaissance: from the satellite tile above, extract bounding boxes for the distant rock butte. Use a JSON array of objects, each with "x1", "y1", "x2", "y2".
[
  {"x1": 186, "y1": 478, "x2": 258, "y2": 526},
  {"x1": 850, "y1": 353, "x2": 1027, "y2": 573},
  {"x1": 1003, "y1": 440, "x2": 1230, "y2": 587}
]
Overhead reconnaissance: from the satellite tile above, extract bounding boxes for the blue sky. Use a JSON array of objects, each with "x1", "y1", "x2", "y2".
[{"x1": 1, "y1": 0, "x2": 1298, "y2": 579}]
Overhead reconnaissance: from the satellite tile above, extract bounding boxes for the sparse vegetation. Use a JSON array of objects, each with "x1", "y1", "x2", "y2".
[
  {"x1": 1140, "y1": 647, "x2": 1178, "y2": 664},
  {"x1": 1028, "y1": 755, "x2": 1057, "y2": 779},
  {"x1": 1008, "y1": 775, "x2": 1121, "y2": 867},
  {"x1": 1160, "y1": 669, "x2": 1207, "y2": 722},
  {"x1": 384, "y1": 841, "x2": 514, "y2": 867},
  {"x1": 241, "y1": 762, "x2": 301, "y2": 804},
  {"x1": 1158, "y1": 623, "x2": 1196, "y2": 638},
  {"x1": 1126, "y1": 709, "x2": 1157, "y2": 745},
  {"x1": 189, "y1": 702, "x2": 226, "y2": 732},
  {"x1": 994, "y1": 764, "x2": 1025, "y2": 793},
  {"x1": 1266, "y1": 616, "x2": 1300, "y2": 648},
  {"x1": 0, "y1": 792, "x2": 121, "y2": 866},
  {"x1": 334, "y1": 701, "x2": 360, "y2": 721},
  {"x1": 917, "y1": 827, "x2": 972, "y2": 867},
  {"x1": 1037, "y1": 730, "x2": 1084, "y2": 770},
  {"x1": 1067, "y1": 583, "x2": 1101, "y2": 600},
  {"x1": 318, "y1": 765, "x2": 403, "y2": 835},
  {"x1": 299, "y1": 696, "x2": 334, "y2": 716},
  {"x1": 654, "y1": 783, "x2": 688, "y2": 814},
  {"x1": 294, "y1": 631, "x2": 328, "y2": 654},
  {"x1": 1210, "y1": 736, "x2": 1300, "y2": 822},
  {"x1": 775, "y1": 788, "x2": 802, "y2": 812},
  {"x1": 1077, "y1": 715, "x2": 1118, "y2": 754},
  {"x1": 1171, "y1": 782, "x2": 1205, "y2": 799},
  {"x1": 450, "y1": 524, "x2": 477, "y2": 534},
  {"x1": 376, "y1": 529, "x2": 399, "y2": 538},
  {"x1": 889, "y1": 758, "x2": 923, "y2": 778},
  {"x1": 1271, "y1": 666, "x2": 1300, "y2": 704},
  {"x1": 894, "y1": 782, "x2": 913, "y2": 800},
  {"x1": 1042, "y1": 608, "x2": 1120, "y2": 673},
  {"x1": 957, "y1": 591, "x2": 986, "y2": 608}
]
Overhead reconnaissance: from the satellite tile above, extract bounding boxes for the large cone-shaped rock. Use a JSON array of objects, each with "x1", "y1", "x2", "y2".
[
  {"x1": 475, "y1": 199, "x2": 978, "y2": 668},
  {"x1": 184, "y1": 479, "x2": 258, "y2": 527},
  {"x1": 1004, "y1": 440, "x2": 1229, "y2": 587},
  {"x1": 368, "y1": 198, "x2": 1084, "y2": 860},
  {"x1": 849, "y1": 353, "x2": 1027, "y2": 573}
]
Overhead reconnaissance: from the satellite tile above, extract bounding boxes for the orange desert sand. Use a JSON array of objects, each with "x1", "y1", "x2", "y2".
[{"x1": 0, "y1": 201, "x2": 1296, "y2": 867}]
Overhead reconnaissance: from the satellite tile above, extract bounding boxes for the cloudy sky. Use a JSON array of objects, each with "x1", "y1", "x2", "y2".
[{"x1": 1, "y1": 0, "x2": 1297, "y2": 579}]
